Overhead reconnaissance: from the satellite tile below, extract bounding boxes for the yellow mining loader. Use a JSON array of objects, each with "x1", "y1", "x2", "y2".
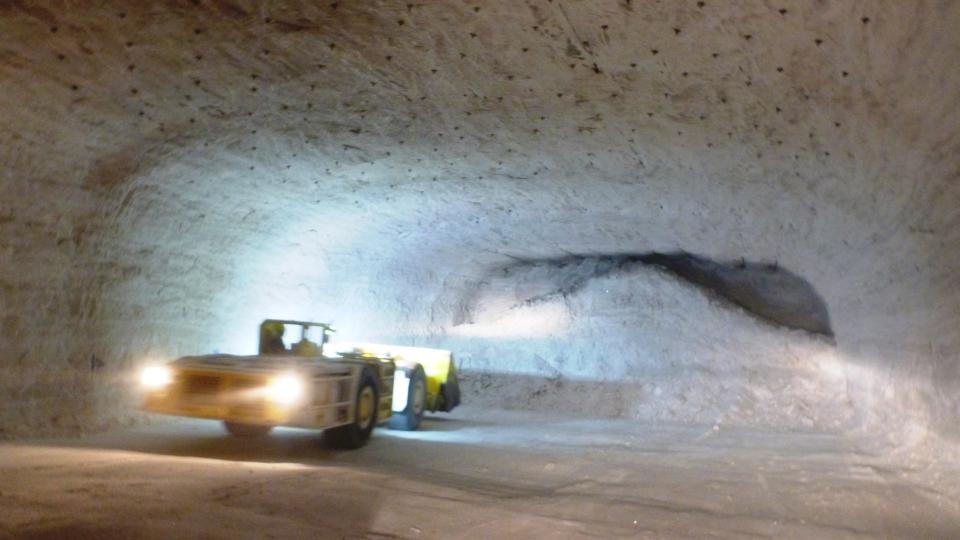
[{"x1": 140, "y1": 320, "x2": 460, "y2": 448}]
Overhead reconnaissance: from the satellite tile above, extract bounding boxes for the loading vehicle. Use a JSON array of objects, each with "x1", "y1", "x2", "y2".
[{"x1": 139, "y1": 319, "x2": 459, "y2": 448}]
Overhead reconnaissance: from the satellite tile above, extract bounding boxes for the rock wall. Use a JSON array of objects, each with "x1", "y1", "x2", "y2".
[
  {"x1": 0, "y1": 1, "x2": 957, "y2": 443},
  {"x1": 432, "y1": 260, "x2": 853, "y2": 431}
]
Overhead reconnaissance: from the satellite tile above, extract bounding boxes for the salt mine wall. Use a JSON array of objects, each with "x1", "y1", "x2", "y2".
[
  {"x1": 430, "y1": 259, "x2": 853, "y2": 431},
  {"x1": 0, "y1": 1, "x2": 958, "y2": 445}
]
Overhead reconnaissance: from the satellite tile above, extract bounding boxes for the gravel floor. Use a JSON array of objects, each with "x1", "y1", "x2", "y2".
[{"x1": 2, "y1": 408, "x2": 958, "y2": 539}]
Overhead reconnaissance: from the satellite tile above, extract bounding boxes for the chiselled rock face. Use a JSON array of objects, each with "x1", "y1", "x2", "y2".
[{"x1": 0, "y1": 2, "x2": 957, "y2": 442}]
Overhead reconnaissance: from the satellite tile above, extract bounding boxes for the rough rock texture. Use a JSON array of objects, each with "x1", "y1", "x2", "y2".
[
  {"x1": 444, "y1": 261, "x2": 852, "y2": 431},
  {"x1": 0, "y1": 2, "x2": 958, "y2": 446}
]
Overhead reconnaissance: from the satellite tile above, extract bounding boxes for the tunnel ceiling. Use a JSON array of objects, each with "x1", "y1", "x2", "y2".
[{"x1": 1, "y1": 1, "x2": 958, "y2": 439}]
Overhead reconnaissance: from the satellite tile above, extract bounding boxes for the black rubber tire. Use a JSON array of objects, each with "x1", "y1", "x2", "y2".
[
  {"x1": 323, "y1": 369, "x2": 379, "y2": 449},
  {"x1": 223, "y1": 421, "x2": 273, "y2": 438},
  {"x1": 388, "y1": 365, "x2": 427, "y2": 431},
  {"x1": 439, "y1": 359, "x2": 461, "y2": 412}
]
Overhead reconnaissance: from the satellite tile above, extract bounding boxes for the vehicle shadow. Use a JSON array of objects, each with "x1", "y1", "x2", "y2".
[
  {"x1": 131, "y1": 428, "x2": 338, "y2": 463},
  {"x1": 43, "y1": 414, "x2": 494, "y2": 465}
]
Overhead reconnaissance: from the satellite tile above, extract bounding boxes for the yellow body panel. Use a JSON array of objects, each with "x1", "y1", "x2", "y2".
[{"x1": 337, "y1": 343, "x2": 454, "y2": 411}]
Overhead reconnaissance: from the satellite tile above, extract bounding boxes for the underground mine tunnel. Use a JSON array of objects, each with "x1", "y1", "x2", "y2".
[{"x1": 1, "y1": 1, "x2": 959, "y2": 538}]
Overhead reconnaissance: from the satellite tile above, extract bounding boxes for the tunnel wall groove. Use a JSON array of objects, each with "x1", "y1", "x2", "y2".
[{"x1": 464, "y1": 252, "x2": 833, "y2": 337}]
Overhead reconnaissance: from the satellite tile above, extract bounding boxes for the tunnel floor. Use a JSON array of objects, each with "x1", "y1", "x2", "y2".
[{"x1": 2, "y1": 409, "x2": 957, "y2": 539}]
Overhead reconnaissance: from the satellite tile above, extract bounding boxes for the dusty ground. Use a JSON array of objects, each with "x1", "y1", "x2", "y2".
[{"x1": 2, "y1": 408, "x2": 957, "y2": 539}]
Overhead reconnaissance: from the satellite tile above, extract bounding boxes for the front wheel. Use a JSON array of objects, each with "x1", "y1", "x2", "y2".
[
  {"x1": 389, "y1": 365, "x2": 426, "y2": 431},
  {"x1": 323, "y1": 369, "x2": 379, "y2": 449},
  {"x1": 223, "y1": 421, "x2": 273, "y2": 438}
]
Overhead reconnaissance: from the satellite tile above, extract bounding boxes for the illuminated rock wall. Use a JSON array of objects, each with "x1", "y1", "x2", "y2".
[
  {"x1": 429, "y1": 260, "x2": 853, "y2": 431},
  {"x1": 0, "y1": 2, "x2": 957, "y2": 442}
]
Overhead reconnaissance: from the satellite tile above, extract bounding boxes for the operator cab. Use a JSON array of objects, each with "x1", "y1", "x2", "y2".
[{"x1": 258, "y1": 319, "x2": 334, "y2": 357}]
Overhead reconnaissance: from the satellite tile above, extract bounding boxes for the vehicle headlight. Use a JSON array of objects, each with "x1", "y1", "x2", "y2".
[
  {"x1": 141, "y1": 366, "x2": 173, "y2": 389},
  {"x1": 266, "y1": 373, "x2": 305, "y2": 406}
]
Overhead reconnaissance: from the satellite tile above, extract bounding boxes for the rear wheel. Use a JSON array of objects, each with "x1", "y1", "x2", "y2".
[
  {"x1": 223, "y1": 421, "x2": 273, "y2": 438},
  {"x1": 324, "y1": 369, "x2": 379, "y2": 449},
  {"x1": 389, "y1": 365, "x2": 426, "y2": 431}
]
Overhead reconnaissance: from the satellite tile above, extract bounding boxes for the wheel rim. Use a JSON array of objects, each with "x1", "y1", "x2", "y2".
[
  {"x1": 412, "y1": 379, "x2": 425, "y2": 416},
  {"x1": 357, "y1": 386, "x2": 375, "y2": 430}
]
